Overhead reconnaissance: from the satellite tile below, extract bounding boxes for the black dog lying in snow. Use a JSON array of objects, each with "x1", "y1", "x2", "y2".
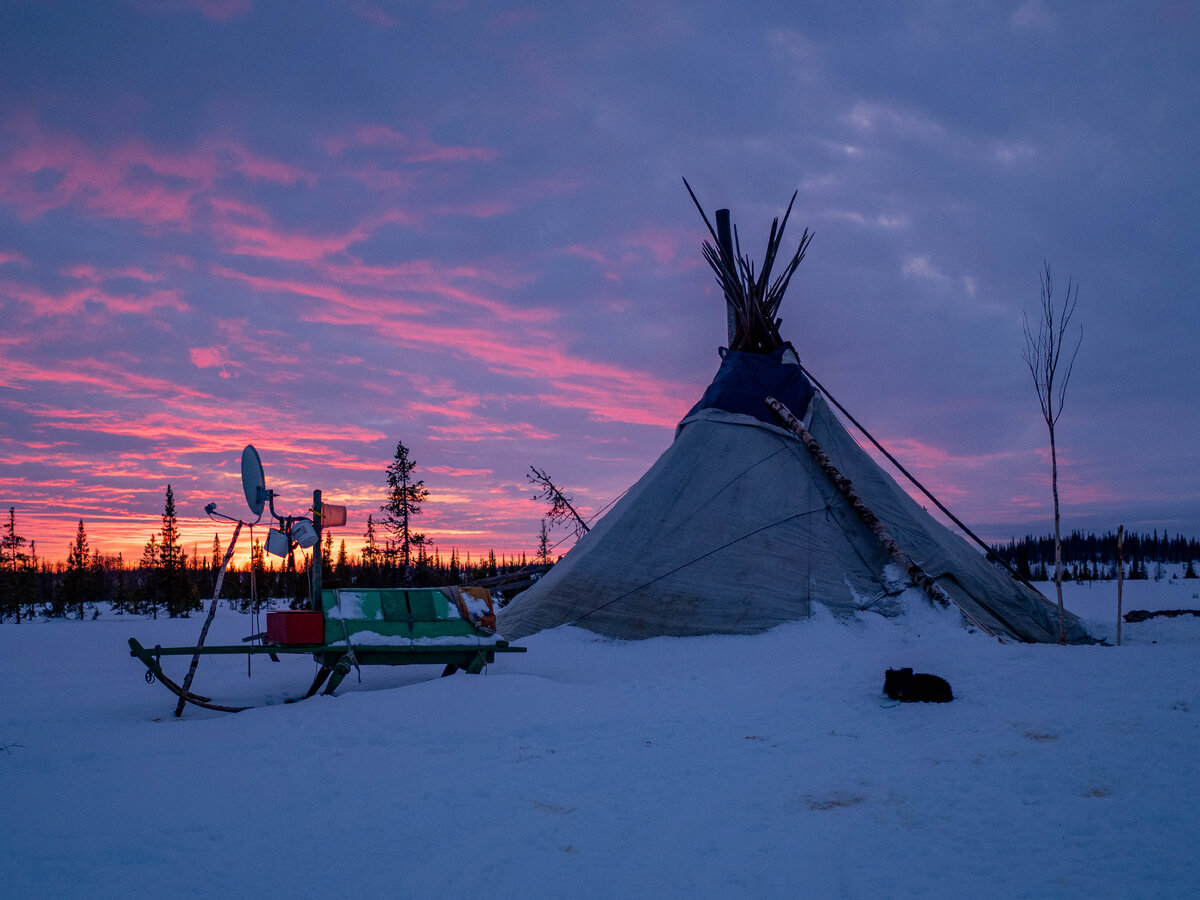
[{"x1": 883, "y1": 667, "x2": 953, "y2": 703}]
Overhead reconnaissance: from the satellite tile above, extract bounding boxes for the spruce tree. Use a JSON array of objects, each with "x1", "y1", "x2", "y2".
[
  {"x1": 335, "y1": 540, "x2": 349, "y2": 586},
  {"x1": 112, "y1": 552, "x2": 129, "y2": 614},
  {"x1": 158, "y1": 485, "x2": 199, "y2": 617},
  {"x1": 362, "y1": 513, "x2": 378, "y2": 565},
  {"x1": 535, "y1": 519, "x2": 551, "y2": 565},
  {"x1": 322, "y1": 531, "x2": 334, "y2": 584},
  {"x1": 210, "y1": 533, "x2": 222, "y2": 588},
  {"x1": 89, "y1": 549, "x2": 105, "y2": 613},
  {"x1": 62, "y1": 519, "x2": 91, "y2": 619},
  {"x1": 380, "y1": 441, "x2": 430, "y2": 581},
  {"x1": 249, "y1": 538, "x2": 267, "y2": 611},
  {"x1": 139, "y1": 534, "x2": 161, "y2": 618},
  {"x1": 1, "y1": 507, "x2": 30, "y2": 623}
]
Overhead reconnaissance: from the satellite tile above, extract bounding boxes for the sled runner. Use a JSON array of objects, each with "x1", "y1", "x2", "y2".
[{"x1": 129, "y1": 587, "x2": 525, "y2": 713}]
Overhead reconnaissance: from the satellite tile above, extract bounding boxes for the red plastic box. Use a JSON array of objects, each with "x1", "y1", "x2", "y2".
[{"x1": 266, "y1": 610, "x2": 324, "y2": 645}]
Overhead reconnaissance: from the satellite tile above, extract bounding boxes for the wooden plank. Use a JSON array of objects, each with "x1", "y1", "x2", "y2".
[{"x1": 175, "y1": 522, "x2": 242, "y2": 717}]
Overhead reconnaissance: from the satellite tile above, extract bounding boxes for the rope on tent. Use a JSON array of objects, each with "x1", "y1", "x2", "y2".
[
  {"x1": 797, "y1": 363, "x2": 1043, "y2": 596},
  {"x1": 777, "y1": 436, "x2": 902, "y2": 608},
  {"x1": 584, "y1": 485, "x2": 631, "y2": 529},
  {"x1": 767, "y1": 396, "x2": 1003, "y2": 641},
  {"x1": 573, "y1": 506, "x2": 829, "y2": 626},
  {"x1": 533, "y1": 485, "x2": 632, "y2": 561}
]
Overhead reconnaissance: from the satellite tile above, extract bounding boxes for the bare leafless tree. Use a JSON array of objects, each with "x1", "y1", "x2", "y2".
[
  {"x1": 527, "y1": 466, "x2": 590, "y2": 538},
  {"x1": 1022, "y1": 261, "x2": 1082, "y2": 644}
]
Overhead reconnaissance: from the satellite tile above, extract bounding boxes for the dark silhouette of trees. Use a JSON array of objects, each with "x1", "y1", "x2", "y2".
[{"x1": 992, "y1": 531, "x2": 1200, "y2": 581}]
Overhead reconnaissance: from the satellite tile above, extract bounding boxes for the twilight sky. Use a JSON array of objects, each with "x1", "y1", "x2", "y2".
[{"x1": 2, "y1": 0, "x2": 1198, "y2": 566}]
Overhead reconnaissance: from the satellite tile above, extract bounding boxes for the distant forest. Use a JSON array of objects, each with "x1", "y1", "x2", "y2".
[
  {"x1": 0, "y1": 503, "x2": 548, "y2": 624},
  {"x1": 990, "y1": 530, "x2": 1200, "y2": 582},
  {"x1": 0, "y1": 534, "x2": 545, "y2": 624},
  {"x1": 5, "y1": 502, "x2": 1200, "y2": 623},
  {"x1": 2, "y1": 442, "x2": 558, "y2": 623}
]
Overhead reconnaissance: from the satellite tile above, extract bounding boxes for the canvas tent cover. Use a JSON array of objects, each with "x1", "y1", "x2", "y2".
[{"x1": 499, "y1": 347, "x2": 1091, "y2": 644}]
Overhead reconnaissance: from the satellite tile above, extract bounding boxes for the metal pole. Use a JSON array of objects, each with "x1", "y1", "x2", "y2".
[
  {"x1": 1116, "y1": 524, "x2": 1125, "y2": 646},
  {"x1": 311, "y1": 489, "x2": 323, "y2": 613}
]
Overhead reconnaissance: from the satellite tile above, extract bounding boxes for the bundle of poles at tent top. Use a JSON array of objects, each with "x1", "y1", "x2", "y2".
[{"x1": 683, "y1": 177, "x2": 813, "y2": 353}]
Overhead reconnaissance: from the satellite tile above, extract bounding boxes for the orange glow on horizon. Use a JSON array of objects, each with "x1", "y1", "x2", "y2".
[{"x1": 10, "y1": 507, "x2": 552, "y2": 571}]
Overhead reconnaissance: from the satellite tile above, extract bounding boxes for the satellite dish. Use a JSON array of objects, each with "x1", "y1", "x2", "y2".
[{"x1": 241, "y1": 445, "x2": 266, "y2": 517}]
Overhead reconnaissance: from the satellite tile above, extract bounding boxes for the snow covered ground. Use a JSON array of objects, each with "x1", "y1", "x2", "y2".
[{"x1": 2, "y1": 576, "x2": 1199, "y2": 898}]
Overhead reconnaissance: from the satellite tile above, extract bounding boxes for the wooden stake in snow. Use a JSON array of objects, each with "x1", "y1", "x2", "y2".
[
  {"x1": 1117, "y1": 524, "x2": 1125, "y2": 647},
  {"x1": 766, "y1": 396, "x2": 1000, "y2": 640},
  {"x1": 175, "y1": 521, "x2": 243, "y2": 717}
]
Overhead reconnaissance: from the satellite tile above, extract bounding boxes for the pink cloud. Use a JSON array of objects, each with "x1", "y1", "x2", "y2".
[
  {"x1": 61, "y1": 264, "x2": 163, "y2": 283},
  {"x1": 211, "y1": 259, "x2": 556, "y2": 326},
  {"x1": 217, "y1": 144, "x2": 310, "y2": 184},
  {"x1": 561, "y1": 244, "x2": 608, "y2": 264},
  {"x1": 340, "y1": 165, "x2": 421, "y2": 194},
  {"x1": 425, "y1": 465, "x2": 495, "y2": 477},
  {"x1": 620, "y1": 225, "x2": 692, "y2": 267},
  {"x1": 426, "y1": 421, "x2": 558, "y2": 443},
  {"x1": 406, "y1": 400, "x2": 485, "y2": 421},
  {"x1": 321, "y1": 255, "x2": 538, "y2": 292},
  {"x1": 216, "y1": 220, "x2": 369, "y2": 261},
  {"x1": 189, "y1": 346, "x2": 236, "y2": 377},
  {"x1": 560, "y1": 224, "x2": 700, "y2": 280},
  {"x1": 878, "y1": 436, "x2": 1015, "y2": 471},
  {"x1": 0, "y1": 115, "x2": 310, "y2": 230},
  {"x1": 339, "y1": 308, "x2": 695, "y2": 428},
  {"x1": 533, "y1": 387, "x2": 682, "y2": 429},
  {"x1": 323, "y1": 124, "x2": 498, "y2": 164},
  {"x1": 209, "y1": 265, "x2": 427, "y2": 315},
  {"x1": 1, "y1": 278, "x2": 189, "y2": 317}
]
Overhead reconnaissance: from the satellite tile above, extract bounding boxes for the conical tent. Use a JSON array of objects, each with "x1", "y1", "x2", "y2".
[{"x1": 499, "y1": 191, "x2": 1091, "y2": 645}]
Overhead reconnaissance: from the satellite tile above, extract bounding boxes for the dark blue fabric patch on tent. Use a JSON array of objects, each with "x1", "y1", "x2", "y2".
[{"x1": 684, "y1": 345, "x2": 815, "y2": 427}]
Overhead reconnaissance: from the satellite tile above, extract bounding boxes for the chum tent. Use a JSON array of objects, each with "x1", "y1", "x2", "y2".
[{"x1": 498, "y1": 189, "x2": 1092, "y2": 645}]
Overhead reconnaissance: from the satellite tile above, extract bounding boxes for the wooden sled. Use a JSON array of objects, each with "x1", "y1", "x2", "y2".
[{"x1": 129, "y1": 587, "x2": 525, "y2": 714}]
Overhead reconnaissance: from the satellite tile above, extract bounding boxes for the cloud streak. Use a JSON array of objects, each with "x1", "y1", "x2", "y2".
[{"x1": 1, "y1": 1, "x2": 1197, "y2": 566}]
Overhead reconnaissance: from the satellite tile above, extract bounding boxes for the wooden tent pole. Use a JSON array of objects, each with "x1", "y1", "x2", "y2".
[
  {"x1": 1116, "y1": 524, "x2": 1125, "y2": 646},
  {"x1": 716, "y1": 208, "x2": 737, "y2": 346},
  {"x1": 766, "y1": 396, "x2": 1000, "y2": 640}
]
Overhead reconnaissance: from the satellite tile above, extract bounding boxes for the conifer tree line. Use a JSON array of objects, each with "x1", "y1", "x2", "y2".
[
  {"x1": 1, "y1": 443, "x2": 551, "y2": 622},
  {"x1": 991, "y1": 530, "x2": 1200, "y2": 582}
]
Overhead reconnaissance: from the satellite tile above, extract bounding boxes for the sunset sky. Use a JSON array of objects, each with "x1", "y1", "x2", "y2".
[{"x1": 2, "y1": 0, "x2": 1198, "y2": 567}]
